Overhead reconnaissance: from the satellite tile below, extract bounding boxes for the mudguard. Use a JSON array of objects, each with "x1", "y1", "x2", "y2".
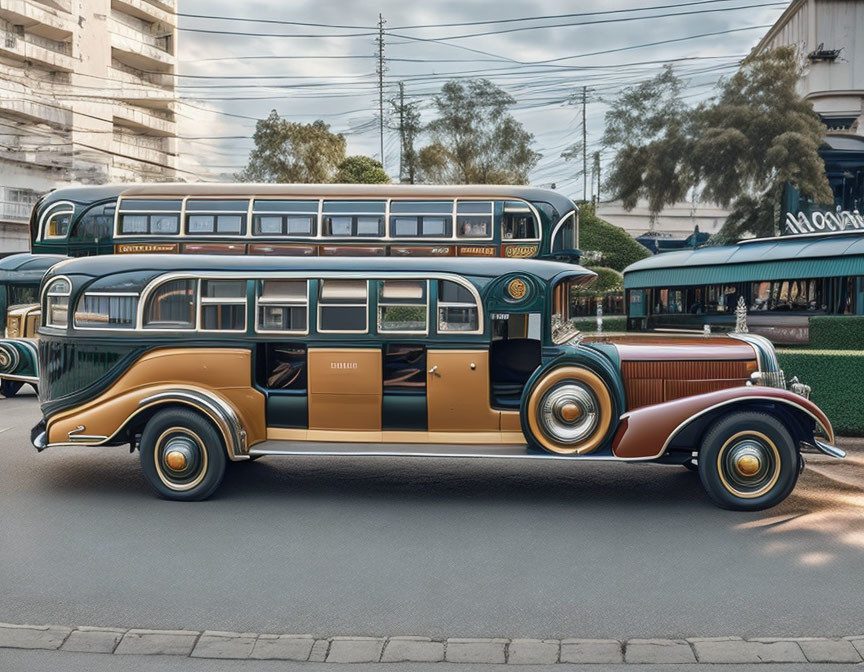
[{"x1": 611, "y1": 386, "x2": 834, "y2": 460}]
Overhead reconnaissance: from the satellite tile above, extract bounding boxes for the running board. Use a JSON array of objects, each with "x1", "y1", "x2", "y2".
[{"x1": 248, "y1": 440, "x2": 609, "y2": 461}]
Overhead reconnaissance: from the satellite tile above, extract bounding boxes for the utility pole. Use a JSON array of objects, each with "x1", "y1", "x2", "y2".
[
  {"x1": 581, "y1": 85, "x2": 587, "y2": 202},
  {"x1": 593, "y1": 151, "x2": 601, "y2": 202},
  {"x1": 398, "y1": 81, "x2": 405, "y2": 182},
  {"x1": 376, "y1": 14, "x2": 386, "y2": 170}
]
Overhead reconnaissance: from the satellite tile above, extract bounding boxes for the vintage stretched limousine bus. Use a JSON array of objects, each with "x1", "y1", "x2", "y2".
[
  {"x1": 0, "y1": 253, "x2": 66, "y2": 397},
  {"x1": 31, "y1": 255, "x2": 843, "y2": 509},
  {"x1": 29, "y1": 183, "x2": 580, "y2": 262}
]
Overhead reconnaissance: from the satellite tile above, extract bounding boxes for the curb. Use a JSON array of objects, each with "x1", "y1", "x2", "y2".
[{"x1": 1, "y1": 623, "x2": 864, "y2": 664}]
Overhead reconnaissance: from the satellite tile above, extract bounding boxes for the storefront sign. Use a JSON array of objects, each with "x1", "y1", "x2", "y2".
[{"x1": 784, "y1": 209, "x2": 864, "y2": 235}]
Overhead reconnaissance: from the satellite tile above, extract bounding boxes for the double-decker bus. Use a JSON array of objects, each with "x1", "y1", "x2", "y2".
[{"x1": 31, "y1": 184, "x2": 580, "y2": 262}]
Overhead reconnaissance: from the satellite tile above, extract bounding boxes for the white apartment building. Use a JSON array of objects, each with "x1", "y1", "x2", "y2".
[
  {"x1": 0, "y1": 0, "x2": 178, "y2": 252},
  {"x1": 753, "y1": 0, "x2": 864, "y2": 135}
]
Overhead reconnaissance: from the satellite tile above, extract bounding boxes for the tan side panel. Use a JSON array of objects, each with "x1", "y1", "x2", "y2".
[
  {"x1": 47, "y1": 349, "x2": 266, "y2": 448},
  {"x1": 427, "y1": 350, "x2": 500, "y2": 432},
  {"x1": 308, "y1": 348, "x2": 382, "y2": 431}
]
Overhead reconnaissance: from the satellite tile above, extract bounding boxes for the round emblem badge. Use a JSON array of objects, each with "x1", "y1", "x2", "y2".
[{"x1": 507, "y1": 278, "x2": 528, "y2": 300}]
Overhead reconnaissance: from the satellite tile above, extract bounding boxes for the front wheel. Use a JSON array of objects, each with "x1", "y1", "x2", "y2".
[
  {"x1": 698, "y1": 411, "x2": 799, "y2": 511},
  {"x1": 139, "y1": 408, "x2": 227, "y2": 501},
  {"x1": 0, "y1": 379, "x2": 23, "y2": 398}
]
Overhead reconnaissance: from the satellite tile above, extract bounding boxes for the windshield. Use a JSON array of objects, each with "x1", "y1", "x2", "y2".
[
  {"x1": 551, "y1": 276, "x2": 589, "y2": 344},
  {"x1": 551, "y1": 211, "x2": 577, "y2": 252}
]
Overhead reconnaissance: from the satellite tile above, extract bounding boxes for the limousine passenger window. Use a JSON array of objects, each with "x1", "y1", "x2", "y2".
[
  {"x1": 200, "y1": 280, "x2": 247, "y2": 331},
  {"x1": 144, "y1": 279, "x2": 196, "y2": 329},
  {"x1": 186, "y1": 200, "x2": 249, "y2": 235},
  {"x1": 318, "y1": 279, "x2": 368, "y2": 332},
  {"x1": 502, "y1": 201, "x2": 538, "y2": 240},
  {"x1": 378, "y1": 280, "x2": 427, "y2": 333},
  {"x1": 389, "y1": 201, "x2": 453, "y2": 238},
  {"x1": 260, "y1": 344, "x2": 307, "y2": 390},
  {"x1": 45, "y1": 278, "x2": 71, "y2": 328},
  {"x1": 257, "y1": 280, "x2": 308, "y2": 333},
  {"x1": 118, "y1": 200, "x2": 182, "y2": 235},
  {"x1": 322, "y1": 201, "x2": 385, "y2": 237},
  {"x1": 456, "y1": 201, "x2": 493, "y2": 238},
  {"x1": 437, "y1": 280, "x2": 478, "y2": 332},
  {"x1": 74, "y1": 294, "x2": 137, "y2": 329},
  {"x1": 252, "y1": 200, "x2": 317, "y2": 236}
]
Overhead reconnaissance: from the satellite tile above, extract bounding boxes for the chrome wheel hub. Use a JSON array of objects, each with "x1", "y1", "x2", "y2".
[
  {"x1": 155, "y1": 430, "x2": 207, "y2": 491},
  {"x1": 538, "y1": 382, "x2": 599, "y2": 445},
  {"x1": 719, "y1": 435, "x2": 778, "y2": 497}
]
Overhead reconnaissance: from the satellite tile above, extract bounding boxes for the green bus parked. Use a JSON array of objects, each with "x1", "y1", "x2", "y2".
[{"x1": 30, "y1": 183, "x2": 580, "y2": 262}]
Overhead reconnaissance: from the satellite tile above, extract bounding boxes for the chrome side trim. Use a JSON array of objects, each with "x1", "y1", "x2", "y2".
[{"x1": 0, "y1": 373, "x2": 38, "y2": 384}]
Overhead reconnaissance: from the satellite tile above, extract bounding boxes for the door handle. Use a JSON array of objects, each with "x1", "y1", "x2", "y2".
[{"x1": 428, "y1": 365, "x2": 440, "y2": 376}]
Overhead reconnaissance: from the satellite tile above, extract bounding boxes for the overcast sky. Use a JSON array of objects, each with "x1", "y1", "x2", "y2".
[{"x1": 176, "y1": 0, "x2": 789, "y2": 199}]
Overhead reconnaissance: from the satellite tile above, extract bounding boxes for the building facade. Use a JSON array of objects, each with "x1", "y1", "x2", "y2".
[{"x1": 0, "y1": 0, "x2": 178, "y2": 253}]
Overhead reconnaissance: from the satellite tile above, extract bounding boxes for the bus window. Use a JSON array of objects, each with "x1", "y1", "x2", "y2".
[
  {"x1": 318, "y1": 279, "x2": 368, "y2": 332},
  {"x1": 551, "y1": 212, "x2": 577, "y2": 252},
  {"x1": 185, "y1": 200, "x2": 249, "y2": 236},
  {"x1": 118, "y1": 199, "x2": 182, "y2": 235},
  {"x1": 389, "y1": 201, "x2": 453, "y2": 238},
  {"x1": 200, "y1": 280, "x2": 247, "y2": 331},
  {"x1": 456, "y1": 201, "x2": 493, "y2": 238},
  {"x1": 252, "y1": 200, "x2": 318, "y2": 236},
  {"x1": 377, "y1": 280, "x2": 427, "y2": 333},
  {"x1": 437, "y1": 280, "x2": 479, "y2": 332},
  {"x1": 257, "y1": 279, "x2": 308, "y2": 333},
  {"x1": 144, "y1": 279, "x2": 196, "y2": 329},
  {"x1": 43, "y1": 204, "x2": 74, "y2": 239},
  {"x1": 71, "y1": 202, "x2": 115, "y2": 243},
  {"x1": 322, "y1": 201, "x2": 385, "y2": 237},
  {"x1": 502, "y1": 201, "x2": 538, "y2": 240}
]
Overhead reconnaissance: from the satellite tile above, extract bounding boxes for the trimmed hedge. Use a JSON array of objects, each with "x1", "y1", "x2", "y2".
[
  {"x1": 570, "y1": 316, "x2": 626, "y2": 333},
  {"x1": 807, "y1": 315, "x2": 864, "y2": 351},
  {"x1": 777, "y1": 349, "x2": 864, "y2": 436},
  {"x1": 578, "y1": 204, "x2": 651, "y2": 272}
]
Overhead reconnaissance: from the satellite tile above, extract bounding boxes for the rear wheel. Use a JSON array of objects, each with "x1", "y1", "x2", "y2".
[
  {"x1": 0, "y1": 379, "x2": 23, "y2": 398},
  {"x1": 698, "y1": 411, "x2": 798, "y2": 511},
  {"x1": 139, "y1": 408, "x2": 226, "y2": 501}
]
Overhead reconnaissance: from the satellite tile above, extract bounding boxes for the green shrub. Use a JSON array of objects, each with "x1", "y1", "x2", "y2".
[
  {"x1": 569, "y1": 316, "x2": 626, "y2": 333},
  {"x1": 578, "y1": 203, "x2": 651, "y2": 272},
  {"x1": 807, "y1": 315, "x2": 864, "y2": 351},
  {"x1": 582, "y1": 266, "x2": 623, "y2": 292},
  {"x1": 776, "y1": 349, "x2": 864, "y2": 436}
]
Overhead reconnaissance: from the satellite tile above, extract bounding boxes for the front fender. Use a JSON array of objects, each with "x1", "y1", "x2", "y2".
[
  {"x1": 612, "y1": 386, "x2": 834, "y2": 460},
  {"x1": 0, "y1": 338, "x2": 38, "y2": 382}
]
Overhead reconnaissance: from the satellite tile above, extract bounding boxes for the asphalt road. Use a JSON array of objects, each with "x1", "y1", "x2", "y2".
[{"x1": 1, "y1": 392, "x2": 863, "y2": 640}]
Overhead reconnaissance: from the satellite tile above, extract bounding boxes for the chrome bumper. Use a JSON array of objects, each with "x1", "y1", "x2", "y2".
[{"x1": 802, "y1": 440, "x2": 846, "y2": 459}]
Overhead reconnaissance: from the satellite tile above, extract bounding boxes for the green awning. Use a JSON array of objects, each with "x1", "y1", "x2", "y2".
[{"x1": 623, "y1": 234, "x2": 864, "y2": 289}]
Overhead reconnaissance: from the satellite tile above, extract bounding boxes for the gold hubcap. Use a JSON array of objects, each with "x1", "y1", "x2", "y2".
[
  {"x1": 735, "y1": 453, "x2": 762, "y2": 477},
  {"x1": 560, "y1": 402, "x2": 583, "y2": 423},
  {"x1": 165, "y1": 449, "x2": 188, "y2": 471}
]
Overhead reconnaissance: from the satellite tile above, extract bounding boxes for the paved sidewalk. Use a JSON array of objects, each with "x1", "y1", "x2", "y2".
[{"x1": 2, "y1": 622, "x2": 863, "y2": 664}]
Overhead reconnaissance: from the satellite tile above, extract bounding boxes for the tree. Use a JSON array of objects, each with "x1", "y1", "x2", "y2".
[
  {"x1": 577, "y1": 203, "x2": 650, "y2": 272},
  {"x1": 237, "y1": 111, "x2": 346, "y2": 183},
  {"x1": 418, "y1": 79, "x2": 541, "y2": 184},
  {"x1": 334, "y1": 155, "x2": 390, "y2": 184},
  {"x1": 602, "y1": 48, "x2": 832, "y2": 240}
]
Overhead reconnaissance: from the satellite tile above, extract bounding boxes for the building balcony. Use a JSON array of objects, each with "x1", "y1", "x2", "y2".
[
  {"x1": 111, "y1": 137, "x2": 176, "y2": 168},
  {"x1": 0, "y1": 0, "x2": 74, "y2": 41},
  {"x1": 0, "y1": 200, "x2": 33, "y2": 225},
  {"x1": 111, "y1": 0, "x2": 175, "y2": 28},
  {"x1": 109, "y1": 16, "x2": 175, "y2": 72},
  {"x1": 113, "y1": 102, "x2": 175, "y2": 136},
  {"x1": 0, "y1": 144, "x2": 69, "y2": 171},
  {"x1": 0, "y1": 87, "x2": 72, "y2": 129},
  {"x1": 0, "y1": 30, "x2": 74, "y2": 72}
]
